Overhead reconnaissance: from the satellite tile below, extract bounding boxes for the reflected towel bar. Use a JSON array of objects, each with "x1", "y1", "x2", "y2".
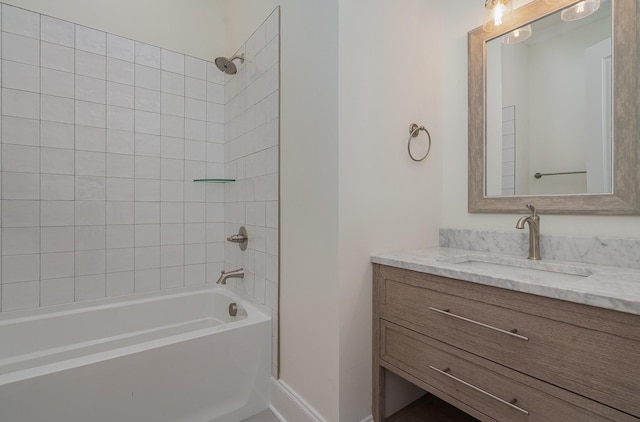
[{"x1": 534, "y1": 171, "x2": 586, "y2": 179}]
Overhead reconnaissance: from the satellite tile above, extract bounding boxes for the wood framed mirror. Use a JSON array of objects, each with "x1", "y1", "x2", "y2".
[{"x1": 468, "y1": 0, "x2": 639, "y2": 214}]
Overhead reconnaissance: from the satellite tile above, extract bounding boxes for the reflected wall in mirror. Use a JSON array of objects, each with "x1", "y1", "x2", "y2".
[
  {"x1": 468, "y1": 0, "x2": 639, "y2": 214},
  {"x1": 486, "y1": 1, "x2": 612, "y2": 197}
]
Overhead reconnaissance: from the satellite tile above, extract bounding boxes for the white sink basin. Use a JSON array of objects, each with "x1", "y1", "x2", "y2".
[{"x1": 438, "y1": 254, "x2": 594, "y2": 281}]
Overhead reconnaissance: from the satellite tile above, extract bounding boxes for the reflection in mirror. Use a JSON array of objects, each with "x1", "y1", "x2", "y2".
[{"x1": 485, "y1": 1, "x2": 612, "y2": 197}]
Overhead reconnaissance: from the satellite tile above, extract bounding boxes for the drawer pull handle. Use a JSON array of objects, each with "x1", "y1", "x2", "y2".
[
  {"x1": 429, "y1": 307, "x2": 529, "y2": 341},
  {"x1": 429, "y1": 366, "x2": 530, "y2": 416}
]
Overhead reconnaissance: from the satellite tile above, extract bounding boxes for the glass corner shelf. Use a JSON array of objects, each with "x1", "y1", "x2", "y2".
[{"x1": 193, "y1": 178, "x2": 236, "y2": 183}]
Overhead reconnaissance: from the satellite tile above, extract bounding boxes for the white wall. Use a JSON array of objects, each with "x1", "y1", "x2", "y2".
[
  {"x1": 2, "y1": 0, "x2": 226, "y2": 60},
  {"x1": 441, "y1": 0, "x2": 640, "y2": 238}
]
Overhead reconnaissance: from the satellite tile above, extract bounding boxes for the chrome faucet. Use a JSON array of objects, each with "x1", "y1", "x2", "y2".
[
  {"x1": 515, "y1": 204, "x2": 541, "y2": 260},
  {"x1": 216, "y1": 268, "x2": 244, "y2": 285}
]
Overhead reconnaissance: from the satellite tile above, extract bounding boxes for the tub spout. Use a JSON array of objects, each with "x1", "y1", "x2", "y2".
[{"x1": 216, "y1": 268, "x2": 244, "y2": 285}]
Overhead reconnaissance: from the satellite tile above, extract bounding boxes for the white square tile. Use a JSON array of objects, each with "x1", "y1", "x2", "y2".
[
  {"x1": 135, "y1": 111, "x2": 161, "y2": 135},
  {"x1": 135, "y1": 202, "x2": 160, "y2": 224},
  {"x1": 75, "y1": 175, "x2": 105, "y2": 200},
  {"x1": 40, "y1": 174, "x2": 75, "y2": 201},
  {"x1": 107, "y1": 130, "x2": 134, "y2": 155},
  {"x1": 135, "y1": 225, "x2": 160, "y2": 247},
  {"x1": 107, "y1": 57, "x2": 135, "y2": 85},
  {"x1": 207, "y1": 122, "x2": 224, "y2": 142},
  {"x1": 161, "y1": 202, "x2": 183, "y2": 224},
  {"x1": 207, "y1": 103, "x2": 225, "y2": 124},
  {"x1": 107, "y1": 34, "x2": 134, "y2": 62},
  {"x1": 40, "y1": 95, "x2": 74, "y2": 124},
  {"x1": 207, "y1": 62, "x2": 225, "y2": 85},
  {"x1": 161, "y1": 93, "x2": 184, "y2": 117},
  {"x1": 161, "y1": 115, "x2": 184, "y2": 138},
  {"x1": 160, "y1": 159, "x2": 184, "y2": 181},
  {"x1": 2, "y1": 116, "x2": 39, "y2": 146},
  {"x1": 41, "y1": 122, "x2": 74, "y2": 149},
  {"x1": 161, "y1": 49, "x2": 184, "y2": 74},
  {"x1": 135, "y1": 133, "x2": 161, "y2": 157},
  {"x1": 135, "y1": 87, "x2": 161, "y2": 112},
  {"x1": 185, "y1": 223, "x2": 206, "y2": 244},
  {"x1": 160, "y1": 245, "x2": 183, "y2": 267},
  {"x1": 106, "y1": 248, "x2": 134, "y2": 273},
  {"x1": 161, "y1": 180, "x2": 184, "y2": 201},
  {"x1": 2, "y1": 88, "x2": 39, "y2": 119},
  {"x1": 75, "y1": 25, "x2": 106, "y2": 55},
  {"x1": 160, "y1": 223, "x2": 183, "y2": 245},
  {"x1": 2, "y1": 60, "x2": 39, "y2": 92},
  {"x1": 135, "y1": 179, "x2": 160, "y2": 201},
  {"x1": 207, "y1": 143, "x2": 224, "y2": 163},
  {"x1": 75, "y1": 250, "x2": 105, "y2": 276},
  {"x1": 41, "y1": 252, "x2": 75, "y2": 280},
  {"x1": 184, "y1": 264, "x2": 205, "y2": 285},
  {"x1": 184, "y1": 160, "x2": 205, "y2": 183},
  {"x1": 75, "y1": 274, "x2": 105, "y2": 301},
  {"x1": 161, "y1": 71, "x2": 184, "y2": 95},
  {"x1": 3, "y1": 172, "x2": 39, "y2": 199},
  {"x1": 75, "y1": 126, "x2": 106, "y2": 152},
  {"x1": 41, "y1": 227, "x2": 74, "y2": 253},
  {"x1": 135, "y1": 64, "x2": 160, "y2": 90},
  {"x1": 206, "y1": 242, "x2": 223, "y2": 263},
  {"x1": 75, "y1": 226, "x2": 105, "y2": 251},
  {"x1": 186, "y1": 98, "x2": 207, "y2": 121},
  {"x1": 106, "y1": 271, "x2": 134, "y2": 296},
  {"x1": 206, "y1": 223, "x2": 224, "y2": 243},
  {"x1": 2, "y1": 281, "x2": 39, "y2": 311},
  {"x1": 76, "y1": 75, "x2": 106, "y2": 103},
  {"x1": 75, "y1": 101, "x2": 106, "y2": 128},
  {"x1": 106, "y1": 154, "x2": 134, "y2": 178},
  {"x1": 185, "y1": 202, "x2": 205, "y2": 223},
  {"x1": 107, "y1": 82, "x2": 134, "y2": 108},
  {"x1": 185, "y1": 140, "x2": 206, "y2": 162},
  {"x1": 2, "y1": 144, "x2": 39, "y2": 173},
  {"x1": 41, "y1": 68, "x2": 74, "y2": 98},
  {"x1": 161, "y1": 266, "x2": 184, "y2": 289},
  {"x1": 160, "y1": 137, "x2": 184, "y2": 159},
  {"x1": 41, "y1": 15, "x2": 74, "y2": 47},
  {"x1": 76, "y1": 50, "x2": 106, "y2": 79},
  {"x1": 76, "y1": 151, "x2": 105, "y2": 176},
  {"x1": 135, "y1": 247, "x2": 160, "y2": 270},
  {"x1": 106, "y1": 201, "x2": 134, "y2": 225},
  {"x1": 3, "y1": 5, "x2": 40, "y2": 38},
  {"x1": 135, "y1": 156, "x2": 160, "y2": 180},
  {"x1": 41, "y1": 41, "x2": 74, "y2": 72},
  {"x1": 134, "y1": 268, "x2": 160, "y2": 292},
  {"x1": 40, "y1": 201, "x2": 74, "y2": 226},
  {"x1": 185, "y1": 56, "x2": 206, "y2": 80},
  {"x1": 106, "y1": 178, "x2": 134, "y2": 201},
  {"x1": 2, "y1": 227, "x2": 39, "y2": 255},
  {"x1": 135, "y1": 42, "x2": 161, "y2": 68},
  {"x1": 2, "y1": 200, "x2": 39, "y2": 228},
  {"x1": 2, "y1": 254, "x2": 40, "y2": 283},
  {"x1": 41, "y1": 277, "x2": 74, "y2": 306},
  {"x1": 75, "y1": 201, "x2": 106, "y2": 225},
  {"x1": 107, "y1": 106, "x2": 135, "y2": 132},
  {"x1": 207, "y1": 82, "x2": 224, "y2": 104},
  {"x1": 41, "y1": 147, "x2": 74, "y2": 175},
  {"x1": 185, "y1": 77, "x2": 206, "y2": 100},
  {"x1": 185, "y1": 119, "x2": 206, "y2": 141},
  {"x1": 106, "y1": 225, "x2": 134, "y2": 249},
  {"x1": 3, "y1": 32, "x2": 39, "y2": 65}
]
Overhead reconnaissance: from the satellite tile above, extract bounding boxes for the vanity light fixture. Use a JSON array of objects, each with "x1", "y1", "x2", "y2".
[
  {"x1": 502, "y1": 24, "x2": 533, "y2": 44},
  {"x1": 560, "y1": 0, "x2": 601, "y2": 21},
  {"x1": 483, "y1": 0, "x2": 513, "y2": 32}
]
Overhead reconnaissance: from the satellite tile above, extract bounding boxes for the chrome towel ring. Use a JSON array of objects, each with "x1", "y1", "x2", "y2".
[{"x1": 408, "y1": 123, "x2": 432, "y2": 162}]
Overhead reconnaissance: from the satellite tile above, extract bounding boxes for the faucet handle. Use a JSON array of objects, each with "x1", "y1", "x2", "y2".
[{"x1": 525, "y1": 204, "x2": 537, "y2": 216}]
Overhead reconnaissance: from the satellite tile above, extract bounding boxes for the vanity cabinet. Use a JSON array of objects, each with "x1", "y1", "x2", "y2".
[{"x1": 373, "y1": 264, "x2": 640, "y2": 421}]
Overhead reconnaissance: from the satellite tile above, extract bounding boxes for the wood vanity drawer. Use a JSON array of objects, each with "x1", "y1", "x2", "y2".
[
  {"x1": 375, "y1": 264, "x2": 640, "y2": 417},
  {"x1": 380, "y1": 320, "x2": 638, "y2": 422}
]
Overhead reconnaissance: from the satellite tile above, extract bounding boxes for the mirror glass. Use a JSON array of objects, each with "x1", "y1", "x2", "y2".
[{"x1": 485, "y1": 1, "x2": 612, "y2": 197}]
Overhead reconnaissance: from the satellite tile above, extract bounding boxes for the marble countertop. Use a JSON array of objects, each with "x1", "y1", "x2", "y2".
[{"x1": 371, "y1": 247, "x2": 640, "y2": 316}]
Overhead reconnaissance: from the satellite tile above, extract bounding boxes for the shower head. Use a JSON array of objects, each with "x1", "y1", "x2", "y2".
[{"x1": 214, "y1": 54, "x2": 245, "y2": 75}]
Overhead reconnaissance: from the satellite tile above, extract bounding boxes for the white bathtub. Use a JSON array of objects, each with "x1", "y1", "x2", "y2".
[{"x1": 0, "y1": 286, "x2": 271, "y2": 422}]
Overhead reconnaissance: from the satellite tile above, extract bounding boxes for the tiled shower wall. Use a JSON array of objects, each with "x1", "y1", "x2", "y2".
[
  {"x1": 224, "y1": 8, "x2": 279, "y2": 375},
  {"x1": 0, "y1": 3, "x2": 227, "y2": 311}
]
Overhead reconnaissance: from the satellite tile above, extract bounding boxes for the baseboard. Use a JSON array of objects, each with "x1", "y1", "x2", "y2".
[
  {"x1": 359, "y1": 416, "x2": 374, "y2": 422},
  {"x1": 270, "y1": 378, "x2": 327, "y2": 422}
]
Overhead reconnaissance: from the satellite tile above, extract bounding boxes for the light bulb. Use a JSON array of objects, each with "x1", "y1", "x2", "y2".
[
  {"x1": 483, "y1": 0, "x2": 513, "y2": 32},
  {"x1": 561, "y1": 0, "x2": 601, "y2": 21},
  {"x1": 502, "y1": 24, "x2": 533, "y2": 44}
]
